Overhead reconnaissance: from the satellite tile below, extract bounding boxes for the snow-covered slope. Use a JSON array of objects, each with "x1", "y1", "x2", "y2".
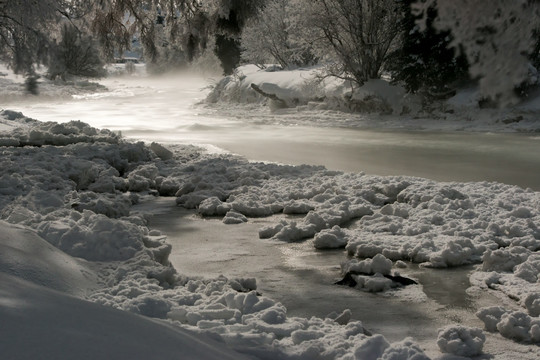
[
  {"x1": 0, "y1": 272, "x2": 249, "y2": 360},
  {"x1": 0, "y1": 221, "x2": 98, "y2": 297}
]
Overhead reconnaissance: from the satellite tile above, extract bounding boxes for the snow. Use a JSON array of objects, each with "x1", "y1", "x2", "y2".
[
  {"x1": 476, "y1": 308, "x2": 540, "y2": 343},
  {"x1": 1, "y1": 64, "x2": 539, "y2": 359},
  {"x1": 436, "y1": 325, "x2": 486, "y2": 357},
  {"x1": 0, "y1": 63, "x2": 108, "y2": 102},
  {"x1": 206, "y1": 65, "x2": 540, "y2": 133},
  {"x1": 0, "y1": 112, "x2": 437, "y2": 359},
  {"x1": 0, "y1": 220, "x2": 98, "y2": 296},
  {"x1": 341, "y1": 254, "x2": 394, "y2": 276},
  {"x1": 0, "y1": 273, "x2": 248, "y2": 360}
]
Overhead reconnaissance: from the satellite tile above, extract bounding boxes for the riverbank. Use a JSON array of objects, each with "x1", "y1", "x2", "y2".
[
  {"x1": 2, "y1": 64, "x2": 540, "y2": 358},
  {"x1": 3, "y1": 69, "x2": 540, "y2": 191},
  {"x1": 205, "y1": 64, "x2": 540, "y2": 133}
]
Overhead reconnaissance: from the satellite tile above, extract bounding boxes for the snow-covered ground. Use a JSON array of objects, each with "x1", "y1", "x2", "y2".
[{"x1": 1, "y1": 64, "x2": 539, "y2": 359}]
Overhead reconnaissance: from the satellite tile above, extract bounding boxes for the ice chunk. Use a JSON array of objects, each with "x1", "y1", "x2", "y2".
[
  {"x1": 436, "y1": 325, "x2": 485, "y2": 357},
  {"x1": 223, "y1": 210, "x2": 248, "y2": 224},
  {"x1": 313, "y1": 225, "x2": 349, "y2": 249},
  {"x1": 497, "y1": 311, "x2": 540, "y2": 342},
  {"x1": 150, "y1": 142, "x2": 173, "y2": 160},
  {"x1": 342, "y1": 254, "x2": 392, "y2": 276},
  {"x1": 380, "y1": 337, "x2": 430, "y2": 360},
  {"x1": 524, "y1": 293, "x2": 540, "y2": 317},
  {"x1": 476, "y1": 306, "x2": 507, "y2": 332},
  {"x1": 198, "y1": 197, "x2": 231, "y2": 216},
  {"x1": 353, "y1": 334, "x2": 390, "y2": 359},
  {"x1": 482, "y1": 247, "x2": 530, "y2": 272}
]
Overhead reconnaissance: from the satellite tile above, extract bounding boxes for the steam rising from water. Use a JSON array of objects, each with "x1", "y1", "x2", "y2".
[{"x1": 8, "y1": 73, "x2": 540, "y2": 190}]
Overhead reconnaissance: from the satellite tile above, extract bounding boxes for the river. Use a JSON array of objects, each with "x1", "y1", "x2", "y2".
[
  {"x1": 7, "y1": 73, "x2": 540, "y2": 356},
  {"x1": 8, "y1": 73, "x2": 540, "y2": 190}
]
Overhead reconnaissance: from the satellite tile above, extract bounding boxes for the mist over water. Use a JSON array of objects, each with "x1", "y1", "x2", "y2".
[{"x1": 9, "y1": 74, "x2": 540, "y2": 190}]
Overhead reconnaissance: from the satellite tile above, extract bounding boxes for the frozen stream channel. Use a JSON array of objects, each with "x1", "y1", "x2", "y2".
[{"x1": 7, "y1": 74, "x2": 540, "y2": 356}]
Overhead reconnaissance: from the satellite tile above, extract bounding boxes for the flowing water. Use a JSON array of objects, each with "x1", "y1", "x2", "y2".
[{"x1": 8, "y1": 73, "x2": 540, "y2": 190}]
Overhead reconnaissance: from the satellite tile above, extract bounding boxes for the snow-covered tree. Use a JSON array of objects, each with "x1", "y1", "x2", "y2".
[
  {"x1": 386, "y1": 0, "x2": 469, "y2": 97},
  {"x1": 90, "y1": 0, "x2": 206, "y2": 71},
  {"x1": 0, "y1": 0, "x2": 62, "y2": 75},
  {"x1": 241, "y1": 0, "x2": 316, "y2": 69},
  {"x1": 204, "y1": 0, "x2": 264, "y2": 74},
  {"x1": 304, "y1": 0, "x2": 403, "y2": 85},
  {"x1": 412, "y1": 0, "x2": 540, "y2": 106},
  {"x1": 90, "y1": 0, "x2": 263, "y2": 74}
]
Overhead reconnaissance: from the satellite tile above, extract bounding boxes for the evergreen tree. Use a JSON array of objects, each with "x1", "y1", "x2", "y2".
[
  {"x1": 412, "y1": 0, "x2": 540, "y2": 106},
  {"x1": 387, "y1": 1, "x2": 469, "y2": 97}
]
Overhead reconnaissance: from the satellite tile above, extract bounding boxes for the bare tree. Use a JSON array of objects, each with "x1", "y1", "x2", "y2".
[
  {"x1": 241, "y1": 0, "x2": 316, "y2": 69},
  {"x1": 305, "y1": 0, "x2": 403, "y2": 85}
]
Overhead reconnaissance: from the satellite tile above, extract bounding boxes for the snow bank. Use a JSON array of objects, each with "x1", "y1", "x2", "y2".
[
  {"x1": 205, "y1": 64, "x2": 540, "y2": 132},
  {"x1": 206, "y1": 65, "x2": 412, "y2": 115}
]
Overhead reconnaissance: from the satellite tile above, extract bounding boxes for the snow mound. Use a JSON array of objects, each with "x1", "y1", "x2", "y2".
[
  {"x1": 477, "y1": 307, "x2": 540, "y2": 343},
  {"x1": 436, "y1": 325, "x2": 486, "y2": 357},
  {"x1": 206, "y1": 65, "x2": 411, "y2": 115},
  {"x1": 341, "y1": 254, "x2": 393, "y2": 276},
  {"x1": 0, "y1": 273, "x2": 248, "y2": 360},
  {"x1": 313, "y1": 225, "x2": 350, "y2": 249},
  {"x1": 0, "y1": 221, "x2": 98, "y2": 296}
]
